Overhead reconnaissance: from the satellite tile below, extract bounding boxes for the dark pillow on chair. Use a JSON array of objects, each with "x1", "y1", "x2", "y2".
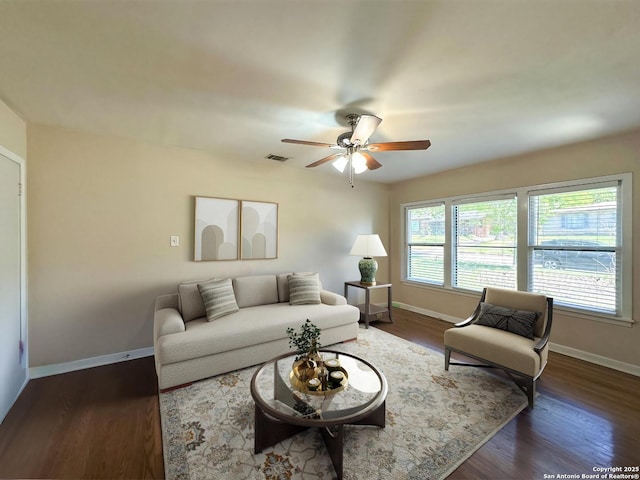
[{"x1": 475, "y1": 302, "x2": 538, "y2": 340}]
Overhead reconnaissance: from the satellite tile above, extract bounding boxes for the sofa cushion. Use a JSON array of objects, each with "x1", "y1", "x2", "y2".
[
  {"x1": 178, "y1": 278, "x2": 217, "y2": 322},
  {"x1": 157, "y1": 302, "x2": 358, "y2": 365},
  {"x1": 475, "y1": 302, "x2": 538, "y2": 340},
  {"x1": 277, "y1": 273, "x2": 292, "y2": 303},
  {"x1": 288, "y1": 273, "x2": 321, "y2": 305},
  {"x1": 198, "y1": 278, "x2": 239, "y2": 321},
  {"x1": 233, "y1": 275, "x2": 279, "y2": 308}
]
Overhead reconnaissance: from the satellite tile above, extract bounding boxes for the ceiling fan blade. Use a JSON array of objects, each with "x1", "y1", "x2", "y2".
[
  {"x1": 366, "y1": 140, "x2": 431, "y2": 151},
  {"x1": 350, "y1": 115, "x2": 382, "y2": 145},
  {"x1": 281, "y1": 138, "x2": 336, "y2": 148},
  {"x1": 306, "y1": 153, "x2": 343, "y2": 168},
  {"x1": 361, "y1": 152, "x2": 382, "y2": 170}
]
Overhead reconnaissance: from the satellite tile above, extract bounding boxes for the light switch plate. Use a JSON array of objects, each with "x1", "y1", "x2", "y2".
[{"x1": 170, "y1": 235, "x2": 179, "y2": 247}]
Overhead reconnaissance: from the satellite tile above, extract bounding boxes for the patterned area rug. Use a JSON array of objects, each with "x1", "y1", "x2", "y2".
[{"x1": 159, "y1": 327, "x2": 527, "y2": 479}]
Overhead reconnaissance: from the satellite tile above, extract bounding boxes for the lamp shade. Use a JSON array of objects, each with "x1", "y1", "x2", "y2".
[
  {"x1": 349, "y1": 234, "x2": 387, "y2": 258},
  {"x1": 350, "y1": 234, "x2": 386, "y2": 285}
]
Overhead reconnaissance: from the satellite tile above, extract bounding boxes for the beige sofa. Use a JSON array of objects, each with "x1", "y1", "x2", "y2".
[{"x1": 153, "y1": 273, "x2": 360, "y2": 390}]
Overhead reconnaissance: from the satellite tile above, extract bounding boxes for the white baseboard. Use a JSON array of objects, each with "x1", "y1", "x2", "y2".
[
  {"x1": 393, "y1": 301, "x2": 640, "y2": 377},
  {"x1": 27, "y1": 304, "x2": 640, "y2": 380},
  {"x1": 1, "y1": 376, "x2": 29, "y2": 425},
  {"x1": 29, "y1": 347, "x2": 154, "y2": 379},
  {"x1": 392, "y1": 301, "x2": 462, "y2": 324},
  {"x1": 548, "y1": 342, "x2": 640, "y2": 377}
]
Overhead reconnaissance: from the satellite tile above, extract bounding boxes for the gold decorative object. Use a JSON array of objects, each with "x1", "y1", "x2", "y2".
[
  {"x1": 324, "y1": 358, "x2": 341, "y2": 372},
  {"x1": 290, "y1": 357, "x2": 348, "y2": 396},
  {"x1": 292, "y1": 357, "x2": 319, "y2": 382},
  {"x1": 307, "y1": 378, "x2": 321, "y2": 391},
  {"x1": 329, "y1": 370, "x2": 345, "y2": 389}
]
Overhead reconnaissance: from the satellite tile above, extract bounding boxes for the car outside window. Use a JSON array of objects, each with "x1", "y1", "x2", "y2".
[{"x1": 529, "y1": 186, "x2": 618, "y2": 314}]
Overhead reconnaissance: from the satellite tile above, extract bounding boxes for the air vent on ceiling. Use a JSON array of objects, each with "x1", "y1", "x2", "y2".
[{"x1": 265, "y1": 154, "x2": 290, "y2": 162}]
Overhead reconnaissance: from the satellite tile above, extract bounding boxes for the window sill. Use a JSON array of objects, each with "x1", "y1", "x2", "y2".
[
  {"x1": 400, "y1": 279, "x2": 633, "y2": 327},
  {"x1": 401, "y1": 280, "x2": 483, "y2": 300},
  {"x1": 554, "y1": 306, "x2": 634, "y2": 328}
]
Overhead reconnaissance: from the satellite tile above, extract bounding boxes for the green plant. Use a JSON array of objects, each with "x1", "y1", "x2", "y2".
[{"x1": 286, "y1": 319, "x2": 321, "y2": 359}]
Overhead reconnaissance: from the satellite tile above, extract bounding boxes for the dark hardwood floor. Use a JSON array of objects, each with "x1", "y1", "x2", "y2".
[
  {"x1": 376, "y1": 309, "x2": 640, "y2": 479},
  {"x1": 0, "y1": 357, "x2": 164, "y2": 479},
  {"x1": 0, "y1": 308, "x2": 638, "y2": 479}
]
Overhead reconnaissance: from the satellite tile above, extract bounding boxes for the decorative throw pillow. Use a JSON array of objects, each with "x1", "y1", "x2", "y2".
[
  {"x1": 197, "y1": 278, "x2": 239, "y2": 321},
  {"x1": 288, "y1": 273, "x2": 321, "y2": 305},
  {"x1": 475, "y1": 302, "x2": 538, "y2": 340}
]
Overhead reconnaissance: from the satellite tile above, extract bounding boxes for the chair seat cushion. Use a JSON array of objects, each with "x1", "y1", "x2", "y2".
[{"x1": 445, "y1": 324, "x2": 547, "y2": 377}]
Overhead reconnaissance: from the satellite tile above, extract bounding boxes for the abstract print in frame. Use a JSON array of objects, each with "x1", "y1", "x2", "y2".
[
  {"x1": 194, "y1": 196, "x2": 239, "y2": 261},
  {"x1": 241, "y1": 200, "x2": 278, "y2": 259}
]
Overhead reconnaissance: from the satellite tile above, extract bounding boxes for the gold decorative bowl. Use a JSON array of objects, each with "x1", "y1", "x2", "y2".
[{"x1": 289, "y1": 366, "x2": 348, "y2": 396}]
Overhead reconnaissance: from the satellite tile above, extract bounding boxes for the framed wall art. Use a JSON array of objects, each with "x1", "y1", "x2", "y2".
[
  {"x1": 241, "y1": 200, "x2": 278, "y2": 259},
  {"x1": 194, "y1": 196, "x2": 239, "y2": 261}
]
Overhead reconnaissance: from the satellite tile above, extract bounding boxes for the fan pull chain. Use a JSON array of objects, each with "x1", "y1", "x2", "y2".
[{"x1": 348, "y1": 152, "x2": 355, "y2": 187}]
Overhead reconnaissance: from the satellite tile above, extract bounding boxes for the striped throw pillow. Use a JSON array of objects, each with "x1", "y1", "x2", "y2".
[
  {"x1": 288, "y1": 273, "x2": 321, "y2": 305},
  {"x1": 197, "y1": 278, "x2": 239, "y2": 321}
]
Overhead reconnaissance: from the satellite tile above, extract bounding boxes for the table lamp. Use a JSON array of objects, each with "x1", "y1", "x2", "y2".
[{"x1": 349, "y1": 234, "x2": 387, "y2": 285}]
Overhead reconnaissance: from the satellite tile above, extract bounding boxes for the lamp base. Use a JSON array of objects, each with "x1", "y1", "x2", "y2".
[{"x1": 358, "y1": 257, "x2": 378, "y2": 285}]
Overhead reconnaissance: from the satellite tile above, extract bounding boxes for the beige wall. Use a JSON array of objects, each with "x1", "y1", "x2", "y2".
[
  {"x1": 27, "y1": 124, "x2": 389, "y2": 367},
  {"x1": 24, "y1": 120, "x2": 639, "y2": 371},
  {"x1": 390, "y1": 129, "x2": 640, "y2": 369},
  {"x1": 0, "y1": 99, "x2": 26, "y2": 158}
]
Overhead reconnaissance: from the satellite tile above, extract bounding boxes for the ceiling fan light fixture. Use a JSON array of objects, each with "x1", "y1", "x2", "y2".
[
  {"x1": 351, "y1": 152, "x2": 368, "y2": 174},
  {"x1": 349, "y1": 114, "x2": 382, "y2": 146},
  {"x1": 332, "y1": 155, "x2": 348, "y2": 173},
  {"x1": 283, "y1": 113, "x2": 431, "y2": 184}
]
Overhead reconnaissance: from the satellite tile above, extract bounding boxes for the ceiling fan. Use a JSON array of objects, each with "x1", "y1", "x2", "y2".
[{"x1": 281, "y1": 114, "x2": 431, "y2": 185}]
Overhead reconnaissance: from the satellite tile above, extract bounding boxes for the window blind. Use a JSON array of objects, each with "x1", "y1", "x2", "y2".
[
  {"x1": 529, "y1": 185, "x2": 618, "y2": 314},
  {"x1": 453, "y1": 197, "x2": 517, "y2": 291}
]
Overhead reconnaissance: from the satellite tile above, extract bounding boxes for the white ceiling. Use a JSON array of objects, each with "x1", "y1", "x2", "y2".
[{"x1": 1, "y1": 1, "x2": 640, "y2": 184}]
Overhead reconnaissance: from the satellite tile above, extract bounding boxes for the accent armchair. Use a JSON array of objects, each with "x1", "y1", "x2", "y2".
[{"x1": 444, "y1": 287, "x2": 553, "y2": 408}]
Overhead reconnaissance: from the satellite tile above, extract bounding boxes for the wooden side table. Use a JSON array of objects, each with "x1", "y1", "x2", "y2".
[{"x1": 344, "y1": 281, "x2": 393, "y2": 329}]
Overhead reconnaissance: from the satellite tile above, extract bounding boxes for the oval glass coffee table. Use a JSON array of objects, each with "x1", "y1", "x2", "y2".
[{"x1": 250, "y1": 349, "x2": 388, "y2": 480}]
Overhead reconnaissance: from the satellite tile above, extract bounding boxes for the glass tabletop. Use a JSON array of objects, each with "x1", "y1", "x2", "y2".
[{"x1": 251, "y1": 350, "x2": 387, "y2": 427}]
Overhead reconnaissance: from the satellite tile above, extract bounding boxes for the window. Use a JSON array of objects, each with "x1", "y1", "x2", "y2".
[
  {"x1": 402, "y1": 174, "x2": 631, "y2": 323},
  {"x1": 453, "y1": 196, "x2": 517, "y2": 292},
  {"x1": 529, "y1": 184, "x2": 618, "y2": 314},
  {"x1": 562, "y1": 213, "x2": 588, "y2": 230},
  {"x1": 406, "y1": 203, "x2": 445, "y2": 285}
]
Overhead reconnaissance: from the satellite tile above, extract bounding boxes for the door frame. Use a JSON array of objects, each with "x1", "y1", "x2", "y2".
[{"x1": 0, "y1": 144, "x2": 28, "y2": 415}]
